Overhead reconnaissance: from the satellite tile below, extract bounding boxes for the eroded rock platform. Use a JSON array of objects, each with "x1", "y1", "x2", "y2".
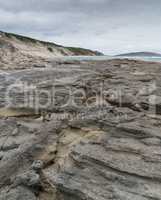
[{"x1": 0, "y1": 59, "x2": 161, "y2": 200}]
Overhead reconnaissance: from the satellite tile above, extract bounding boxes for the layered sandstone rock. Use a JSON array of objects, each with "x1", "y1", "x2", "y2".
[{"x1": 0, "y1": 59, "x2": 161, "y2": 199}]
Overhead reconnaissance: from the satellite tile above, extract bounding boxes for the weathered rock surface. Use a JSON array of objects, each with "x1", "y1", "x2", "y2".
[{"x1": 0, "y1": 59, "x2": 161, "y2": 199}]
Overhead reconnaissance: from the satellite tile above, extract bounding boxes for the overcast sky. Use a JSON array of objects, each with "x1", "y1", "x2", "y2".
[{"x1": 0, "y1": 0, "x2": 161, "y2": 55}]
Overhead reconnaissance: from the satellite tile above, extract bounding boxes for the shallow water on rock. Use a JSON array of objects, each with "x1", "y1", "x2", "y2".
[{"x1": 56, "y1": 55, "x2": 161, "y2": 63}]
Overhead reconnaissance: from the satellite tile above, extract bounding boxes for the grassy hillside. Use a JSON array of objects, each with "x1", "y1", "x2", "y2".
[{"x1": 1, "y1": 31, "x2": 103, "y2": 56}]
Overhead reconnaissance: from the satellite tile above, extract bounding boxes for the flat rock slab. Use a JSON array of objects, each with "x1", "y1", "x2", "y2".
[{"x1": 0, "y1": 59, "x2": 161, "y2": 200}]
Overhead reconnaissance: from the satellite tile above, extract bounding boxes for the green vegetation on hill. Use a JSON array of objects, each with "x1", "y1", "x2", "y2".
[
  {"x1": 66, "y1": 47, "x2": 103, "y2": 56},
  {"x1": 3, "y1": 32, "x2": 61, "y2": 47}
]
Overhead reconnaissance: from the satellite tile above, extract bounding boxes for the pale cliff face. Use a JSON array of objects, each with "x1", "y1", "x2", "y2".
[{"x1": 0, "y1": 31, "x2": 102, "y2": 69}]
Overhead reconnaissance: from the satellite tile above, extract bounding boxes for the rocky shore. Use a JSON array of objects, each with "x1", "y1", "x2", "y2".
[{"x1": 0, "y1": 58, "x2": 161, "y2": 200}]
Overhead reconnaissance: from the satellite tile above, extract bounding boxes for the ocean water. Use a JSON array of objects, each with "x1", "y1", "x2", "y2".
[{"x1": 58, "y1": 56, "x2": 161, "y2": 63}]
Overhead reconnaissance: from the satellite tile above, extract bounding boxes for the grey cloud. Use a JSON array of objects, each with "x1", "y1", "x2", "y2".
[{"x1": 0, "y1": 0, "x2": 110, "y2": 13}]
